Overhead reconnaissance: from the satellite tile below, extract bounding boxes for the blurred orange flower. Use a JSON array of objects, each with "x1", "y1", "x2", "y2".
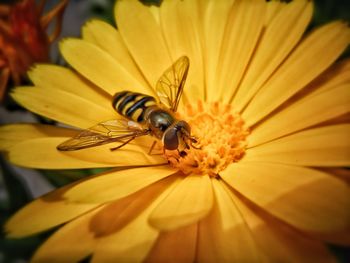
[{"x1": 0, "y1": 0, "x2": 68, "y2": 101}]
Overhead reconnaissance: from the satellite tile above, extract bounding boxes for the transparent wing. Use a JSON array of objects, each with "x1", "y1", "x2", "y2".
[
  {"x1": 57, "y1": 119, "x2": 149, "y2": 151},
  {"x1": 156, "y1": 56, "x2": 189, "y2": 112}
]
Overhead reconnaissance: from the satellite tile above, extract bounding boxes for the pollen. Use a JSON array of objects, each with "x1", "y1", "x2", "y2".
[{"x1": 165, "y1": 101, "x2": 249, "y2": 176}]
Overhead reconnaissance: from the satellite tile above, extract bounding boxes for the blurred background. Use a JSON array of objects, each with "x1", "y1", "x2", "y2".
[{"x1": 0, "y1": 0, "x2": 349, "y2": 262}]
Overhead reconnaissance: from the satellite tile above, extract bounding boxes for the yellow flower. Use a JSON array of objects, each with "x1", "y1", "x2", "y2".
[{"x1": 1, "y1": 0, "x2": 350, "y2": 262}]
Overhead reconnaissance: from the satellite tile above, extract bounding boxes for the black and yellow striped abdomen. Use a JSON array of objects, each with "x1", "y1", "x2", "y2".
[{"x1": 112, "y1": 91, "x2": 157, "y2": 123}]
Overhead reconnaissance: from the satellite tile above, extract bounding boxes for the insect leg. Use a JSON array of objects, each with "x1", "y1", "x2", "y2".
[
  {"x1": 190, "y1": 136, "x2": 201, "y2": 149},
  {"x1": 178, "y1": 149, "x2": 187, "y2": 157},
  {"x1": 148, "y1": 140, "x2": 164, "y2": 155},
  {"x1": 148, "y1": 140, "x2": 157, "y2": 155},
  {"x1": 110, "y1": 137, "x2": 136, "y2": 151},
  {"x1": 109, "y1": 129, "x2": 151, "y2": 151}
]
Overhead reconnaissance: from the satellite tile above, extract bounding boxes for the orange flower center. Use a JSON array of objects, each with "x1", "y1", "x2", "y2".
[{"x1": 165, "y1": 101, "x2": 249, "y2": 176}]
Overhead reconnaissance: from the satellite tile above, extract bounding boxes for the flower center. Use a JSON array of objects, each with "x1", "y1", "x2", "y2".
[{"x1": 164, "y1": 101, "x2": 249, "y2": 176}]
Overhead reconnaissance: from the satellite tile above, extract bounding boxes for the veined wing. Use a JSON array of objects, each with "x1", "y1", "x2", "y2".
[
  {"x1": 156, "y1": 56, "x2": 189, "y2": 112},
  {"x1": 57, "y1": 119, "x2": 149, "y2": 151}
]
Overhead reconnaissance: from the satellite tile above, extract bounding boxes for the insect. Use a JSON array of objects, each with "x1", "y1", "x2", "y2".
[{"x1": 57, "y1": 56, "x2": 198, "y2": 156}]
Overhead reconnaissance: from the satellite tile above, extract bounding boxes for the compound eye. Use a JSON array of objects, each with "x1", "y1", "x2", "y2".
[
  {"x1": 163, "y1": 128, "x2": 179, "y2": 150},
  {"x1": 177, "y1": 120, "x2": 191, "y2": 134}
]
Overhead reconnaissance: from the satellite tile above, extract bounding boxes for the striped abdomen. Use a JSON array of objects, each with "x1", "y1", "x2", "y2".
[{"x1": 112, "y1": 91, "x2": 157, "y2": 122}]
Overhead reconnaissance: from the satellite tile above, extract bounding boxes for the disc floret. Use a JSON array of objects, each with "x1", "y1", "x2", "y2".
[{"x1": 165, "y1": 101, "x2": 249, "y2": 176}]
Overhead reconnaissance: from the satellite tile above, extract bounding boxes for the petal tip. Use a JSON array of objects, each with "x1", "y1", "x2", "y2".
[{"x1": 59, "y1": 38, "x2": 80, "y2": 54}]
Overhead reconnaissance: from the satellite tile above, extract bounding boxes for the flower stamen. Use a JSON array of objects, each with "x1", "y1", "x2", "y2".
[{"x1": 165, "y1": 101, "x2": 249, "y2": 176}]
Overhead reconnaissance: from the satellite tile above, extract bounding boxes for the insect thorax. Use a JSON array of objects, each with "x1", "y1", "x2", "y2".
[{"x1": 144, "y1": 107, "x2": 176, "y2": 139}]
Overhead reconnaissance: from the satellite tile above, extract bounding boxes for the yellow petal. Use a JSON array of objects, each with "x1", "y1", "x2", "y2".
[
  {"x1": 92, "y1": 213, "x2": 157, "y2": 262},
  {"x1": 306, "y1": 59, "x2": 350, "y2": 98},
  {"x1": 144, "y1": 224, "x2": 197, "y2": 263},
  {"x1": 0, "y1": 124, "x2": 119, "y2": 169},
  {"x1": 149, "y1": 174, "x2": 213, "y2": 231},
  {"x1": 28, "y1": 64, "x2": 111, "y2": 106},
  {"x1": 243, "y1": 21, "x2": 350, "y2": 126},
  {"x1": 64, "y1": 166, "x2": 176, "y2": 203},
  {"x1": 201, "y1": 0, "x2": 234, "y2": 101},
  {"x1": 197, "y1": 180, "x2": 260, "y2": 262},
  {"x1": 60, "y1": 38, "x2": 147, "y2": 96},
  {"x1": 1, "y1": 124, "x2": 165, "y2": 169},
  {"x1": 316, "y1": 229, "x2": 350, "y2": 246},
  {"x1": 245, "y1": 124, "x2": 350, "y2": 166},
  {"x1": 9, "y1": 138, "x2": 110, "y2": 169},
  {"x1": 62, "y1": 136, "x2": 166, "y2": 168},
  {"x1": 11, "y1": 86, "x2": 116, "y2": 129},
  {"x1": 5, "y1": 185, "x2": 97, "y2": 238},
  {"x1": 82, "y1": 20, "x2": 152, "y2": 92},
  {"x1": 91, "y1": 176, "x2": 180, "y2": 263},
  {"x1": 90, "y1": 175, "x2": 177, "y2": 237},
  {"x1": 314, "y1": 170, "x2": 350, "y2": 245},
  {"x1": 323, "y1": 167, "x2": 350, "y2": 185},
  {"x1": 272, "y1": 60, "x2": 350, "y2": 119},
  {"x1": 264, "y1": 1, "x2": 286, "y2": 25},
  {"x1": 115, "y1": 0, "x2": 172, "y2": 88},
  {"x1": 0, "y1": 124, "x2": 74, "y2": 150},
  {"x1": 7, "y1": 137, "x2": 160, "y2": 169},
  {"x1": 148, "y1": 5, "x2": 160, "y2": 23},
  {"x1": 231, "y1": 192, "x2": 336, "y2": 262},
  {"x1": 233, "y1": 0, "x2": 312, "y2": 111},
  {"x1": 249, "y1": 84, "x2": 350, "y2": 147},
  {"x1": 221, "y1": 162, "x2": 350, "y2": 234},
  {"x1": 214, "y1": 0, "x2": 266, "y2": 103},
  {"x1": 31, "y1": 206, "x2": 101, "y2": 262},
  {"x1": 160, "y1": 0, "x2": 205, "y2": 102}
]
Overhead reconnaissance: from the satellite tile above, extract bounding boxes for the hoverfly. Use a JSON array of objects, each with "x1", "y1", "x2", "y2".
[{"x1": 57, "y1": 56, "x2": 197, "y2": 156}]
